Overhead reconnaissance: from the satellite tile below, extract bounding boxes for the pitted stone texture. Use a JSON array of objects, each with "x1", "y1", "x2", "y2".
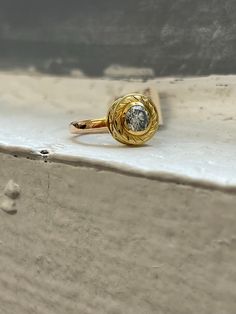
[{"x1": 125, "y1": 103, "x2": 150, "y2": 132}]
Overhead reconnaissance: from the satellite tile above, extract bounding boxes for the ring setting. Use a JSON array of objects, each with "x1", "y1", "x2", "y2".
[{"x1": 70, "y1": 93, "x2": 159, "y2": 146}]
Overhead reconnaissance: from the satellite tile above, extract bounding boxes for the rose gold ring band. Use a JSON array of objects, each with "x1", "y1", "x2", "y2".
[{"x1": 70, "y1": 118, "x2": 108, "y2": 134}]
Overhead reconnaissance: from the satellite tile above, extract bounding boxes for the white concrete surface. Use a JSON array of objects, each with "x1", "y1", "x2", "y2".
[
  {"x1": 0, "y1": 72, "x2": 236, "y2": 314},
  {"x1": 0, "y1": 73, "x2": 235, "y2": 191}
]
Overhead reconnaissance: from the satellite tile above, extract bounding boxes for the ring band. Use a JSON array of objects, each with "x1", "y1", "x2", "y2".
[
  {"x1": 70, "y1": 118, "x2": 108, "y2": 134},
  {"x1": 70, "y1": 93, "x2": 159, "y2": 145}
]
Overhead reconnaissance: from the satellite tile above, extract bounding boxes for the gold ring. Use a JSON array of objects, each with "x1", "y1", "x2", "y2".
[{"x1": 70, "y1": 93, "x2": 159, "y2": 145}]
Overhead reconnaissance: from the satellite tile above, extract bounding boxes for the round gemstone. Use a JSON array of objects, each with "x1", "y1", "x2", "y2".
[{"x1": 125, "y1": 103, "x2": 150, "y2": 132}]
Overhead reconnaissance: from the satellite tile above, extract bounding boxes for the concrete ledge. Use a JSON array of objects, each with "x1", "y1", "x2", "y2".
[
  {"x1": 0, "y1": 153, "x2": 236, "y2": 314},
  {"x1": 0, "y1": 72, "x2": 235, "y2": 191},
  {"x1": 0, "y1": 72, "x2": 235, "y2": 313}
]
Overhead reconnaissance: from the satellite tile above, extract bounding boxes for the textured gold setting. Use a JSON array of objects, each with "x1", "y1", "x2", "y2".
[
  {"x1": 107, "y1": 93, "x2": 159, "y2": 145},
  {"x1": 70, "y1": 93, "x2": 159, "y2": 146}
]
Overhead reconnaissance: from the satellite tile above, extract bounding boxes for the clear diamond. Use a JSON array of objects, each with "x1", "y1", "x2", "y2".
[{"x1": 125, "y1": 103, "x2": 150, "y2": 132}]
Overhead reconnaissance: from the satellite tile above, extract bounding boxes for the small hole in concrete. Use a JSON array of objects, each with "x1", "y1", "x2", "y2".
[{"x1": 40, "y1": 150, "x2": 49, "y2": 155}]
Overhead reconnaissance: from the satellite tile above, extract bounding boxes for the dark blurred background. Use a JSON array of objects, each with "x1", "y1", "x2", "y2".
[{"x1": 0, "y1": 0, "x2": 236, "y2": 77}]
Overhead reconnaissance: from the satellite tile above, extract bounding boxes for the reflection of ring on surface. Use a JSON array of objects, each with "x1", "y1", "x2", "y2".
[{"x1": 70, "y1": 93, "x2": 159, "y2": 146}]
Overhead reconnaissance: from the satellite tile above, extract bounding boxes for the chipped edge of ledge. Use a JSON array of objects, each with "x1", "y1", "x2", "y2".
[{"x1": 0, "y1": 146, "x2": 235, "y2": 195}]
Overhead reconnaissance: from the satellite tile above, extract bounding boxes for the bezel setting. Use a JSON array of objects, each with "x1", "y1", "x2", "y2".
[{"x1": 107, "y1": 93, "x2": 159, "y2": 145}]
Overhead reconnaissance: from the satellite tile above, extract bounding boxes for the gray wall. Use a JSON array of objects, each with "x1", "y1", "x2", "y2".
[{"x1": 0, "y1": 0, "x2": 236, "y2": 77}]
